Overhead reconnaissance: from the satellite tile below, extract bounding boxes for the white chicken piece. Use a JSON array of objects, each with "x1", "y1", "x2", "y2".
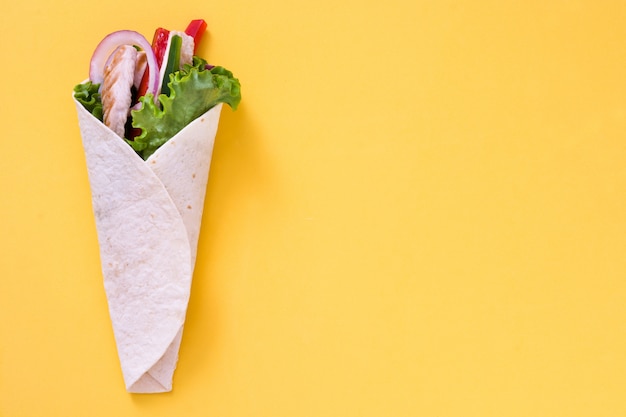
[{"x1": 101, "y1": 45, "x2": 138, "y2": 138}]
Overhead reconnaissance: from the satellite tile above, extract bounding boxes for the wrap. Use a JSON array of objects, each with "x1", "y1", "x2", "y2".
[{"x1": 74, "y1": 97, "x2": 223, "y2": 393}]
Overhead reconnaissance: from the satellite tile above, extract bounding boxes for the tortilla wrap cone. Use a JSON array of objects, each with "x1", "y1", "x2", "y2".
[{"x1": 74, "y1": 97, "x2": 223, "y2": 393}]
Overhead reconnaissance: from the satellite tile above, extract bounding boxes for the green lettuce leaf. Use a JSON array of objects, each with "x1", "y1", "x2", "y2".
[
  {"x1": 129, "y1": 57, "x2": 241, "y2": 159},
  {"x1": 73, "y1": 81, "x2": 103, "y2": 121}
]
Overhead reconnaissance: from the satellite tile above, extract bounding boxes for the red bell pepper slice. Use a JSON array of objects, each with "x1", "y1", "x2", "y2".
[
  {"x1": 136, "y1": 27, "x2": 170, "y2": 98},
  {"x1": 185, "y1": 19, "x2": 207, "y2": 53},
  {"x1": 151, "y1": 28, "x2": 171, "y2": 68}
]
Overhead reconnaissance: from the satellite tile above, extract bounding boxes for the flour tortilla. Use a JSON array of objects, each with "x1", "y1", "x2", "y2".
[{"x1": 74, "y1": 97, "x2": 223, "y2": 393}]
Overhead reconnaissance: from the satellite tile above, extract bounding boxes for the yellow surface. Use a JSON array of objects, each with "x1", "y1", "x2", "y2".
[{"x1": 1, "y1": 0, "x2": 625, "y2": 415}]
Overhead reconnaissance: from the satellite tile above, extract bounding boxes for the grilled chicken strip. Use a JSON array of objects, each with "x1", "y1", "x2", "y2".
[
  {"x1": 101, "y1": 45, "x2": 138, "y2": 138},
  {"x1": 133, "y1": 51, "x2": 147, "y2": 88}
]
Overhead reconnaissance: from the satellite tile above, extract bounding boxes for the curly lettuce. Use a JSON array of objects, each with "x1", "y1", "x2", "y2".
[
  {"x1": 129, "y1": 57, "x2": 241, "y2": 159},
  {"x1": 74, "y1": 81, "x2": 103, "y2": 121}
]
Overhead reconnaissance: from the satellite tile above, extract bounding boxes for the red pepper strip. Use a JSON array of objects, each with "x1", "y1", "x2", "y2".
[
  {"x1": 136, "y1": 28, "x2": 171, "y2": 99},
  {"x1": 185, "y1": 19, "x2": 207, "y2": 53},
  {"x1": 152, "y1": 28, "x2": 171, "y2": 67}
]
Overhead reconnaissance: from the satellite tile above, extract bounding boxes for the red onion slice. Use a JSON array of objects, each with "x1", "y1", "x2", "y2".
[{"x1": 89, "y1": 30, "x2": 159, "y2": 101}]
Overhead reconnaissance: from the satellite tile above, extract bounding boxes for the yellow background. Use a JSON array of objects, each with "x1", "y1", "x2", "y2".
[{"x1": 1, "y1": 0, "x2": 625, "y2": 415}]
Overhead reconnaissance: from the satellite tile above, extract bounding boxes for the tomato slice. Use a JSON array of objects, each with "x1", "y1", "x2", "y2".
[{"x1": 185, "y1": 19, "x2": 207, "y2": 53}]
